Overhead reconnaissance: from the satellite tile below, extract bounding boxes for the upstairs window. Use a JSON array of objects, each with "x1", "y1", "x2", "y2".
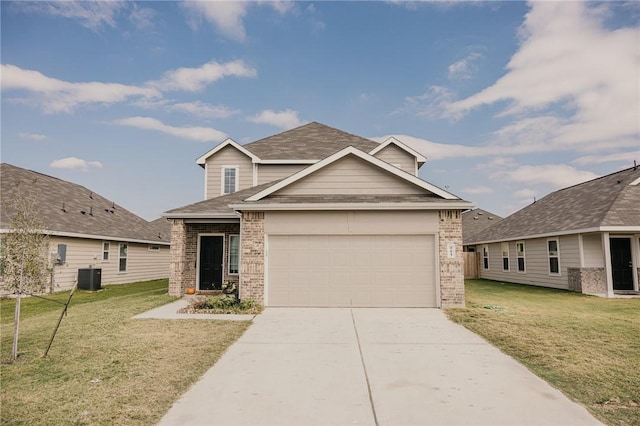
[
  {"x1": 548, "y1": 239, "x2": 560, "y2": 275},
  {"x1": 222, "y1": 167, "x2": 238, "y2": 195},
  {"x1": 516, "y1": 241, "x2": 526, "y2": 272},
  {"x1": 501, "y1": 242, "x2": 509, "y2": 271}
]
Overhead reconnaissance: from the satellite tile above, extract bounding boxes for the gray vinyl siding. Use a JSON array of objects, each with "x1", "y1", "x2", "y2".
[
  {"x1": 257, "y1": 164, "x2": 308, "y2": 185},
  {"x1": 204, "y1": 146, "x2": 253, "y2": 199},
  {"x1": 479, "y1": 235, "x2": 581, "y2": 290},
  {"x1": 276, "y1": 156, "x2": 424, "y2": 196},
  {"x1": 582, "y1": 233, "x2": 604, "y2": 267},
  {"x1": 373, "y1": 145, "x2": 417, "y2": 175},
  {"x1": 47, "y1": 236, "x2": 169, "y2": 291}
]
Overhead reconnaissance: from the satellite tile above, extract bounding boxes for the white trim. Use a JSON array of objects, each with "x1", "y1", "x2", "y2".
[
  {"x1": 516, "y1": 241, "x2": 526, "y2": 273},
  {"x1": 482, "y1": 244, "x2": 489, "y2": 271},
  {"x1": 602, "y1": 233, "x2": 614, "y2": 297},
  {"x1": 369, "y1": 136, "x2": 427, "y2": 164},
  {"x1": 196, "y1": 138, "x2": 259, "y2": 166},
  {"x1": 634, "y1": 235, "x2": 640, "y2": 292},
  {"x1": 0, "y1": 228, "x2": 169, "y2": 246},
  {"x1": 221, "y1": 166, "x2": 239, "y2": 195},
  {"x1": 230, "y1": 201, "x2": 474, "y2": 211},
  {"x1": 228, "y1": 234, "x2": 240, "y2": 275},
  {"x1": 161, "y1": 214, "x2": 239, "y2": 220},
  {"x1": 547, "y1": 238, "x2": 561, "y2": 276},
  {"x1": 629, "y1": 176, "x2": 640, "y2": 186},
  {"x1": 257, "y1": 159, "x2": 318, "y2": 164},
  {"x1": 196, "y1": 233, "x2": 225, "y2": 291},
  {"x1": 252, "y1": 163, "x2": 258, "y2": 187},
  {"x1": 204, "y1": 162, "x2": 208, "y2": 199},
  {"x1": 102, "y1": 241, "x2": 110, "y2": 262},
  {"x1": 245, "y1": 146, "x2": 460, "y2": 202},
  {"x1": 118, "y1": 242, "x2": 128, "y2": 273},
  {"x1": 501, "y1": 242, "x2": 509, "y2": 272},
  {"x1": 468, "y1": 226, "x2": 640, "y2": 245}
]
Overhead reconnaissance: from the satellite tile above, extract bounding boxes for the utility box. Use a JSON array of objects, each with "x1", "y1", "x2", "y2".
[{"x1": 78, "y1": 268, "x2": 102, "y2": 291}]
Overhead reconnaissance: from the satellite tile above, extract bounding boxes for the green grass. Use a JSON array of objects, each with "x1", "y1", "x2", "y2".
[
  {"x1": 1, "y1": 279, "x2": 251, "y2": 425},
  {"x1": 446, "y1": 279, "x2": 640, "y2": 426}
]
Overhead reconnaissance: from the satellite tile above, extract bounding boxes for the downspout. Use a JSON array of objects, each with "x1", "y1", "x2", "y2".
[{"x1": 234, "y1": 210, "x2": 243, "y2": 301}]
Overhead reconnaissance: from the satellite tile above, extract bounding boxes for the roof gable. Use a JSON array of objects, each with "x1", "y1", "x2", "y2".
[
  {"x1": 196, "y1": 138, "x2": 259, "y2": 167},
  {"x1": 246, "y1": 146, "x2": 460, "y2": 202},
  {"x1": 369, "y1": 136, "x2": 426, "y2": 165}
]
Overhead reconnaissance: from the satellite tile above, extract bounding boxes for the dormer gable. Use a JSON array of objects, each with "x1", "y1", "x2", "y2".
[
  {"x1": 197, "y1": 139, "x2": 259, "y2": 199},
  {"x1": 196, "y1": 138, "x2": 259, "y2": 167},
  {"x1": 369, "y1": 137, "x2": 427, "y2": 175}
]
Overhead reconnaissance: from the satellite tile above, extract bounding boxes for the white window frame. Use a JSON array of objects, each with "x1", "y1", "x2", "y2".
[
  {"x1": 228, "y1": 234, "x2": 240, "y2": 275},
  {"x1": 516, "y1": 241, "x2": 526, "y2": 273},
  {"x1": 118, "y1": 243, "x2": 128, "y2": 273},
  {"x1": 501, "y1": 242, "x2": 510, "y2": 271},
  {"x1": 482, "y1": 244, "x2": 489, "y2": 270},
  {"x1": 547, "y1": 238, "x2": 561, "y2": 275},
  {"x1": 221, "y1": 166, "x2": 239, "y2": 195},
  {"x1": 102, "y1": 241, "x2": 110, "y2": 262}
]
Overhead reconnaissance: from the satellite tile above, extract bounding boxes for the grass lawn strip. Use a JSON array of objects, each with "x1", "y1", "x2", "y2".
[
  {"x1": 446, "y1": 279, "x2": 640, "y2": 426},
  {"x1": 1, "y1": 279, "x2": 251, "y2": 426}
]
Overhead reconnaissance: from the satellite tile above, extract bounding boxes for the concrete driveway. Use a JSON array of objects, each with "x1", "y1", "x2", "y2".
[{"x1": 159, "y1": 308, "x2": 601, "y2": 426}]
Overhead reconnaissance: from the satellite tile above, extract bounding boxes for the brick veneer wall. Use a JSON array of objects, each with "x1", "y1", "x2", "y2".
[
  {"x1": 239, "y1": 211, "x2": 265, "y2": 304},
  {"x1": 568, "y1": 267, "x2": 607, "y2": 295},
  {"x1": 439, "y1": 210, "x2": 465, "y2": 308},
  {"x1": 168, "y1": 220, "x2": 240, "y2": 296}
]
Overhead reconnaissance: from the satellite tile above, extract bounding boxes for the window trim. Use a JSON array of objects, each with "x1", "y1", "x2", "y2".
[
  {"x1": 102, "y1": 241, "x2": 110, "y2": 262},
  {"x1": 220, "y1": 166, "x2": 239, "y2": 195},
  {"x1": 547, "y1": 238, "x2": 561, "y2": 276},
  {"x1": 118, "y1": 243, "x2": 128, "y2": 273},
  {"x1": 228, "y1": 234, "x2": 240, "y2": 275},
  {"x1": 482, "y1": 244, "x2": 489, "y2": 270},
  {"x1": 516, "y1": 241, "x2": 526, "y2": 273},
  {"x1": 501, "y1": 242, "x2": 510, "y2": 272}
]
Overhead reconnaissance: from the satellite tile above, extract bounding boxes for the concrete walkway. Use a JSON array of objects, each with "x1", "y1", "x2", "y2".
[
  {"x1": 132, "y1": 298, "x2": 257, "y2": 321},
  {"x1": 158, "y1": 308, "x2": 601, "y2": 426}
]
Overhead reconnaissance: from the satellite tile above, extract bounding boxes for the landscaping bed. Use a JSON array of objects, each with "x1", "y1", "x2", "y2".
[
  {"x1": 178, "y1": 294, "x2": 264, "y2": 315},
  {"x1": 446, "y1": 279, "x2": 640, "y2": 426}
]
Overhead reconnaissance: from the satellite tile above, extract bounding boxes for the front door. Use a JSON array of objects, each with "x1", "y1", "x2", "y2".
[
  {"x1": 610, "y1": 238, "x2": 633, "y2": 291},
  {"x1": 199, "y1": 236, "x2": 223, "y2": 290}
]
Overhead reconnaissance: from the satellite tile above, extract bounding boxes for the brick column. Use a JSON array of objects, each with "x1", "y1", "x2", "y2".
[
  {"x1": 239, "y1": 211, "x2": 265, "y2": 304},
  {"x1": 169, "y1": 219, "x2": 187, "y2": 296},
  {"x1": 439, "y1": 210, "x2": 465, "y2": 308}
]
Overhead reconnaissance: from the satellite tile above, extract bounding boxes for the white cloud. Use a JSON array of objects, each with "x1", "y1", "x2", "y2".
[
  {"x1": 399, "y1": 85, "x2": 457, "y2": 120},
  {"x1": 461, "y1": 186, "x2": 493, "y2": 195},
  {"x1": 248, "y1": 109, "x2": 304, "y2": 130},
  {"x1": 150, "y1": 59, "x2": 257, "y2": 92},
  {"x1": 18, "y1": 132, "x2": 47, "y2": 141},
  {"x1": 50, "y1": 157, "x2": 103, "y2": 170},
  {"x1": 571, "y1": 151, "x2": 640, "y2": 166},
  {"x1": 129, "y1": 4, "x2": 155, "y2": 30},
  {"x1": 170, "y1": 101, "x2": 239, "y2": 119},
  {"x1": 445, "y1": 2, "x2": 639, "y2": 150},
  {"x1": 113, "y1": 116, "x2": 227, "y2": 142},
  {"x1": 492, "y1": 164, "x2": 599, "y2": 189},
  {"x1": 14, "y1": 1, "x2": 125, "y2": 31},
  {"x1": 448, "y1": 52, "x2": 482, "y2": 80},
  {"x1": 1, "y1": 64, "x2": 161, "y2": 113}
]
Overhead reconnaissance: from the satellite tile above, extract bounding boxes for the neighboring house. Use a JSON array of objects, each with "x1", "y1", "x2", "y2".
[
  {"x1": 0, "y1": 163, "x2": 170, "y2": 292},
  {"x1": 465, "y1": 166, "x2": 640, "y2": 297},
  {"x1": 164, "y1": 122, "x2": 473, "y2": 308},
  {"x1": 462, "y1": 208, "x2": 502, "y2": 252}
]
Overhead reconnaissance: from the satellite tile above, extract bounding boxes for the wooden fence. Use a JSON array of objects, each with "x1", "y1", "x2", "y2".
[{"x1": 463, "y1": 252, "x2": 480, "y2": 279}]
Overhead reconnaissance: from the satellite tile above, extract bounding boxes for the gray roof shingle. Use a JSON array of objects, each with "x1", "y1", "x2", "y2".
[
  {"x1": 1, "y1": 163, "x2": 169, "y2": 243},
  {"x1": 462, "y1": 208, "x2": 503, "y2": 244},
  {"x1": 467, "y1": 166, "x2": 640, "y2": 244},
  {"x1": 243, "y1": 122, "x2": 379, "y2": 160}
]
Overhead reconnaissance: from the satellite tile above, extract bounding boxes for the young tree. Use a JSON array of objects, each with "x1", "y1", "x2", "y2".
[{"x1": 2, "y1": 190, "x2": 50, "y2": 360}]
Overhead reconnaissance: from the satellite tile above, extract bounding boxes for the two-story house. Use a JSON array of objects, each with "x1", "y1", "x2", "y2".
[{"x1": 164, "y1": 122, "x2": 472, "y2": 308}]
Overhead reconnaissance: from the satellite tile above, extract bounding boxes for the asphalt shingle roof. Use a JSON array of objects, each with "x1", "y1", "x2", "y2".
[
  {"x1": 243, "y1": 122, "x2": 380, "y2": 160},
  {"x1": 1, "y1": 163, "x2": 169, "y2": 243},
  {"x1": 462, "y1": 208, "x2": 503, "y2": 244},
  {"x1": 467, "y1": 166, "x2": 640, "y2": 244}
]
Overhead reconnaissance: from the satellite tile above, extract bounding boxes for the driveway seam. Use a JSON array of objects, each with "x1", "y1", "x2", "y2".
[{"x1": 350, "y1": 309, "x2": 379, "y2": 426}]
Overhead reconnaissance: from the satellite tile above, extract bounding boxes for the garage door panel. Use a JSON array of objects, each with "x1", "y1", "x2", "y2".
[{"x1": 268, "y1": 235, "x2": 435, "y2": 307}]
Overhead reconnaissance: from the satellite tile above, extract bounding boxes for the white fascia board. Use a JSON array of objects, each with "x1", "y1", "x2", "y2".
[
  {"x1": 162, "y1": 212, "x2": 239, "y2": 220},
  {"x1": 196, "y1": 138, "x2": 260, "y2": 167},
  {"x1": 629, "y1": 176, "x2": 640, "y2": 186},
  {"x1": 229, "y1": 201, "x2": 474, "y2": 211},
  {"x1": 246, "y1": 146, "x2": 460, "y2": 202},
  {"x1": 257, "y1": 159, "x2": 318, "y2": 164},
  {"x1": 467, "y1": 226, "x2": 640, "y2": 245},
  {"x1": 369, "y1": 136, "x2": 427, "y2": 164},
  {"x1": 0, "y1": 229, "x2": 169, "y2": 245}
]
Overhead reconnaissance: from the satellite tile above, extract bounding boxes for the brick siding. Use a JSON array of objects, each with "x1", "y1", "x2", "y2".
[
  {"x1": 239, "y1": 211, "x2": 265, "y2": 304},
  {"x1": 439, "y1": 210, "x2": 465, "y2": 308}
]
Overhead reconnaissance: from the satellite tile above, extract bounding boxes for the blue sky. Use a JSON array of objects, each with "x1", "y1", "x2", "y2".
[{"x1": 2, "y1": 1, "x2": 639, "y2": 220}]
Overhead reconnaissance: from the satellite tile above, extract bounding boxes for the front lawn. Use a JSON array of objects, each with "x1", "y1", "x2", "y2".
[
  {"x1": 0, "y1": 279, "x2": 251, "y2": 425},
  {"x1": 446, "y1": 279, "x2": 640, "y2": 426}
]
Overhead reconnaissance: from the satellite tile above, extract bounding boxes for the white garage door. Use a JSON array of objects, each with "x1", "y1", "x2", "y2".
[{"x1": 268, "y1": 235, "x2": 436, "y2": 307}]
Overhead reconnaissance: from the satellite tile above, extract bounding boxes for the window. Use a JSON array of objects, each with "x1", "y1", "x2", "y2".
[
  {"x1": 516, "y1": 241, "x2": 526, "y2": 272},
  {"x1": 548, "y1": 239, "x2": 560, "y2": 275},
  {"x1": 482, "y1": 245, "x2": 489, "y2": 270},
  {"x1": 56, "y1": 244, "x2": 67, "y2": 264},
  {"x1": 102, "y1": 242, "x2": 110, "y2": 261},
  {"x1": 148, "y1": 244, "x2": 160, "y2": 252},
  {"x1": 119, "y1": 243, "x2": 128, "y2": 273},
  {"x1": 229, "y1": 235, "x2": 239, "y2": 274},
  {"x1": 501, "y1": 242, "x2": 509, "y2": 271},
  {"x1": 222, "y1": 167, "x2": 238, "y2": 194}
]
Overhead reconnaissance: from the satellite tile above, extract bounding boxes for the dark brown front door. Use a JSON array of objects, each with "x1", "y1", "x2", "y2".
[
  {"x1": 199, "y1": 236, "x2": 223, "y2": 290},
  {"x1": 610, "y1": 238, "x2": 633, "y2": 291}
]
